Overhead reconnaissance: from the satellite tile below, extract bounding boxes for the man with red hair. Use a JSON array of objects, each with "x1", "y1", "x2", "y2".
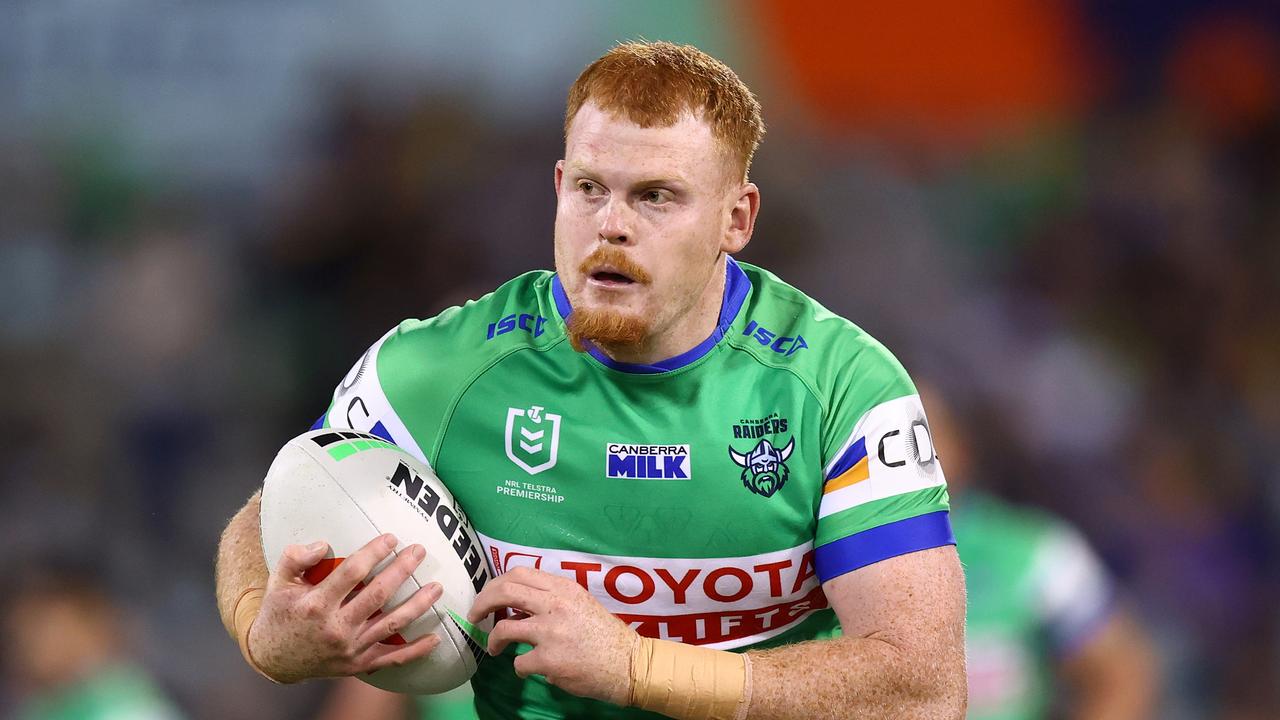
[{"x1": 216, "y1": 41, "x2": 966, "y2": 720}]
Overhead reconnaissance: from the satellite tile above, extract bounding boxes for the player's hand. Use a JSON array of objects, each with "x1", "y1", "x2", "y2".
[
  {"x1": 248, "y1": 533, "x2": 444, "y2": 683},
  {"x1": 468, "y1": 567, "x2": 636, "y2": 706}
]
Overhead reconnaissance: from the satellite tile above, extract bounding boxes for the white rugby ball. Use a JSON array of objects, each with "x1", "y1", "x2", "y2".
[{"x1": 260, "y1": 428, "x2": 493, "y2": 694}]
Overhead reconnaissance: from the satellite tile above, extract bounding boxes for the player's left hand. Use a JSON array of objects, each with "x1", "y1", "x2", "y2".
[{"x1": 467, "y1": 566, "x2": 636, "y2": 706}]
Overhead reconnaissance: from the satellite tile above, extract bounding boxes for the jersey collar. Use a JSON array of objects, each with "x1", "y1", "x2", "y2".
[{"x1": 550, "y1": 257, "x2": 751, "y2": 374}]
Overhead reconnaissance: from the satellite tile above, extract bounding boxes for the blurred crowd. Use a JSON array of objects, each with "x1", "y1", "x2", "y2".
[{"x1": 1, "y1": 1, "x2": 1277, "y2": 718}]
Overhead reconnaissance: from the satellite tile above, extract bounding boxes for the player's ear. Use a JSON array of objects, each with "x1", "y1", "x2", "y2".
[
  {"x1": 554, "y1": 160, "x2": 565, "y2": 201},
  {"x1": 722, "y1": 181, "x2": 759, "y2": 255}
]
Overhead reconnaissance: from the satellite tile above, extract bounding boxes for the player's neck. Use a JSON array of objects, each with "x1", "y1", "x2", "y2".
[{"x1": 595, "y1": 258, "x2": 727, "y2": 366}]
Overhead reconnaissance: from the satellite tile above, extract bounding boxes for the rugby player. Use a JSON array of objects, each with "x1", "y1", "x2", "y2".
[
  {"x1": 216, "y1": 41, "x2": 967, "y2": 719},
  {"x1": 923, "y1": 385, "x2": 1157, "y2": 719}
]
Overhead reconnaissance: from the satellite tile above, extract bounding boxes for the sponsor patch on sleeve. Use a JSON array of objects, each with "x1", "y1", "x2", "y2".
[
  {"x1": 325, "y1": 329, "x2": 430, "y2": 464},
  {"x1": 819, "y1": 394, "x2": 946, "y2": 519}
]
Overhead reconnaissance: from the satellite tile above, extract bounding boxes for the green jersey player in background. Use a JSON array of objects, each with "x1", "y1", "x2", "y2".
[
  {"x1": 3, "y1": 563, "x2": 187, "y2": 720},
  {"x1": 215, "y1": 41, "x2": 966, "y2": 720},
  {"x1": 923, "y1": 384, "x2": 1158, "y2": 720}
]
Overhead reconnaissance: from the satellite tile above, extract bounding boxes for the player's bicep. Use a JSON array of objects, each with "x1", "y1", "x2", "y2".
[
  {"x1": 1057, "y1": 610, "x2": 1159, "y2": 718},
  {"x1": 823, "y1": 545, "x2": 965, "y2": 644}
]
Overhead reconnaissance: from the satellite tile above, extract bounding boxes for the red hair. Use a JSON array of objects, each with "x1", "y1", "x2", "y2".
[{"x1": 565, "y1": 41, "x2": 765, "y2": 181}]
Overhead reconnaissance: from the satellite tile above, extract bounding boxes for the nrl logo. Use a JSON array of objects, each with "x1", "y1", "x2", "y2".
[
  {"x1": 728, "y1": 437, "x2": 794, "y2": 498},
  {"x1": 505, "y1": 405, "x2": 561, "y2": 475}
]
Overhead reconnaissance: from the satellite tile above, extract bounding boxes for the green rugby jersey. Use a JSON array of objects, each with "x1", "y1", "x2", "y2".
[
  {"x1": 314, "y1": 259, "x2": 952, "y2": 719},
  {"x1": 955, "y1": 492, "x2": 1115, "y2": 720},
  {"x1": 17, "y1": 665, "x2": 185, "y2": 720},
  {"x1": 413, "y1": 684, "x2": 480, "y2": 720}
]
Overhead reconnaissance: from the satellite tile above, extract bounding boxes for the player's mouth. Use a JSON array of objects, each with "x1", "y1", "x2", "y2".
[
  {"x1": 586, "y1": 265, "x2": 640, "y2": 288},
  {"x1": 577, "y1": 248, "x2": 653, "y2": 291}
]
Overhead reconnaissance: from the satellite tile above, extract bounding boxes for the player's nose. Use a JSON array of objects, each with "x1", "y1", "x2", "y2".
[{"x1": 597, "y1": 196, "x2": 634, "y2": 245}]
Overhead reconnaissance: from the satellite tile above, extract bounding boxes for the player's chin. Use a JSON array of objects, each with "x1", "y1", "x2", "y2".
[
  {"x1": 599, "y1": 300, "x2": 653, "y2": 324},
  {"x1": 566, "y1": 300, "x2": 652, "y2": 349},
  {"x1": 581, "y1": 284, "x2": 647, "y2": 309}
]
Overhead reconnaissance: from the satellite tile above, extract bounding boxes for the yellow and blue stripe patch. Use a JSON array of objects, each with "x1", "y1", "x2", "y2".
[{"x1": 823, "y1": 437, "x2": 870, "y2": 494}]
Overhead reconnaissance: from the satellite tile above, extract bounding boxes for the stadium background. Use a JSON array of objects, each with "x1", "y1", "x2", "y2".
[{"x1": 0, "y1": 1, "x2": 1277, "y2": 717}]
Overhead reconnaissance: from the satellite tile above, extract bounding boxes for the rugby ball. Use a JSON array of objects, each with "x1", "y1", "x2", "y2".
[{"x1": 260, "y1": 429, "x2": 493, "y2": 694}]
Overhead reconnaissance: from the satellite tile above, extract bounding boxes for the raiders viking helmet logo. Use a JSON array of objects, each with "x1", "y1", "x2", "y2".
[{"x1": 728, "y1": 437, "x2": 794, "y2": 498}]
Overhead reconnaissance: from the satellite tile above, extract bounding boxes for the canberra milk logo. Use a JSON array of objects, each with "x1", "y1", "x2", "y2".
[
  {"x1": 605, "y1": 444, "x2": 691, "y2": 480},
  {"x1": 505, "y1": 405, "x2": 561, "y2": 475}
]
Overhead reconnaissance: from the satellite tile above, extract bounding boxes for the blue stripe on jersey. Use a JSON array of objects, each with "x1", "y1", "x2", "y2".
[
  {"x1": 825, "y1": 437, "x2": 867, "y2": 480},
  {"x1": 815, "y1": 511, "x2": 955, "y2": 582},
  {"x1": 551, "y1": 274, "x2": 573, "y2": 319},
  {"x1": 369, "y1": 420, "x2": 394, "y2": 444},
  {"x1": 1050, "y1": 588, "x2": 1116, "y2": 659},
  {"x1": 310, "y1": 413, "x2": 327, "y2": 431},
  {"x1": 550, "y1": 258, "x2": 751, "y2": 374}
]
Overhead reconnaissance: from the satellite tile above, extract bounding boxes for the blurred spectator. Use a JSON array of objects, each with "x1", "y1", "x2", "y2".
[{"x1": 1, "y1": 561, "x2": 187, "y2": 720}]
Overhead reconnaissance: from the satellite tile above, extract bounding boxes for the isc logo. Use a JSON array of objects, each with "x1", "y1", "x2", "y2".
[
  {"x1": 487, "y1": 313, "x2": 547, "y2": 340},
  {"x1": 742, "y1": 320, "x2": 808, "y2": 356},
  {"x1": 605, "y1": 443, "x2": 691, "y2": 479}
]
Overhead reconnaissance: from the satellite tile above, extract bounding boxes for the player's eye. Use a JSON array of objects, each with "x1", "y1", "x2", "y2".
[
  {"x1": 642, "y1": 189, "x2": 670, "y2": 205},
  {"x1": 577, "y1": 180, "x2": 603, "y2": 196}
]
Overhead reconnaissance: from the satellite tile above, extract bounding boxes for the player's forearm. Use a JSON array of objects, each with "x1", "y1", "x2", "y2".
[
  {"x1": 215, "y1": 490, "x2": 268, "y2": 638},
  {"x1": 744, "y1": 633, "x2": 967, "y2": 720}
]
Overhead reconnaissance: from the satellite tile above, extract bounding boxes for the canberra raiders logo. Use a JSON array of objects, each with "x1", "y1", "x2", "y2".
[{"x1": 728, "y1": 437, "x2": 794, "y2": 498}]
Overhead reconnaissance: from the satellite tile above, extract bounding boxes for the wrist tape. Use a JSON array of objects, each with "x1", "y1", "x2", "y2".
[
  {"x1": 232, "y1": 587, "x2": 282, "y2": 683},
  {"x1": 629, "y1": 635, "x2": 753, "y2": 720}
]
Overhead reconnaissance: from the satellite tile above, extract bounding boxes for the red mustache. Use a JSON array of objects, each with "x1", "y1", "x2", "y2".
[{"x1": 578, "y1": 247, "x2": 653, "y2": 284}]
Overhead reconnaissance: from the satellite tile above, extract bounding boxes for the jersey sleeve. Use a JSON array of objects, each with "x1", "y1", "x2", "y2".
[
  {"x1": 1028, "y1": 522, "x2": 1115, "y2": 656},
  {"x1": 813, "y1": 346, "x2": 952, "y2": 583},
  {"x1": 312, "y1": 326, "x2": 434, "y2": 467},
  {"x1": 307, "y1": 273, "x2": 556, "y2": 473}
]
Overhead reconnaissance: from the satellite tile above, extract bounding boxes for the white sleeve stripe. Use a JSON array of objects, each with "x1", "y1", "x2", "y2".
[
  {"x1": 823, "y1": 392, "x2": 922, "y2": 477},
  {"x1": 818, "y1": 472, "x2": 945, "y2": 519},
  {"x1": 1031, "y1": 525, "x2": 1114, "y2": 646},
  {"x1": 819, "y1": 394, "x2": 945, "y2": 518},
  {"x1": 328, "y1": 329, "x2": 431, "y2": 469},
  {"x1": 1052, "y1": 592, "x2": 1116, "y2": 657}
]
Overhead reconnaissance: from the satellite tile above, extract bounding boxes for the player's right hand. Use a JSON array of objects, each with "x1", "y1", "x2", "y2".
[{"x1": 247, "y1": 533, "x2": 444, "y2": 683}]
